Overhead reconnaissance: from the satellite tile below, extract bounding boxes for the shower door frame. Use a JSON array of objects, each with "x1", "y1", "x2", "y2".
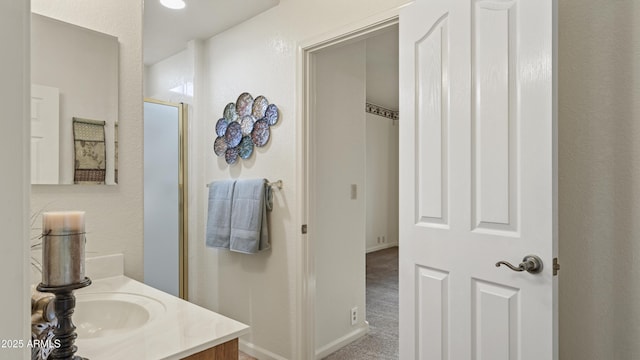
[{"x1": 143, "y1": 98, "x2": 189, "y2": 300}]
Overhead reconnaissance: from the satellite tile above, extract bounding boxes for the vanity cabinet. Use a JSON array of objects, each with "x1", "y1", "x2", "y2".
[
  {"x1": 181, "y1": 338, "x2": 239, "y2": 360},
  {"x1": 72, "y1": 274, "x2": 249, "y2": 360}
]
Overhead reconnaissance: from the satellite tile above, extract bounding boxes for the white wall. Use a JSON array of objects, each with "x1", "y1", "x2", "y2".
[
  {"x1": 365, "y1": 28, "x2": 399, "y2": 111},
  {"x1": 31, "y1": 13, "x2": 118, "y2": 184},
  {"x1": 30, "y1": 0, "x2": 143, "y2": 281},
  {"x1": 314, "y1": 41, "x2": 368, "y2": 356},
  {"x1": 365, "y1": 29, "x2": 399, "y2": 253},
  {"x1": 365, "y1": 113, "x2": 399, "y2": 252},
  {"x1": 145, "y1": 48, "x2": 193, "y2": 103},
  {"x1": 0, "y1": 1, "x2": 31, "y2": 358},
  {"x1": 559, "y1": 0, "x2": 640, "y2": 359},
  {"x1": 193, "y1": 0, "x2": 409, "y2": 358}
]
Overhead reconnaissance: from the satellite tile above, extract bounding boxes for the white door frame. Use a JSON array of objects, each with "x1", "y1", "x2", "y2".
[{"x1": 295, "y1": 7, "x2": 403, "y2": 359}]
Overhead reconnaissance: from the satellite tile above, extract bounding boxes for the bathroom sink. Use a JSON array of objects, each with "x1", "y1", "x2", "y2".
[{"x1": 74, "y1": 292, "x2": 166, "y2": 339}]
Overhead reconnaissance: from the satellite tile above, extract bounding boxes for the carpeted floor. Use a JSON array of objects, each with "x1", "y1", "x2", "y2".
[{"x1": 323, "y1": 247, "x2": 399, "y2": 360}]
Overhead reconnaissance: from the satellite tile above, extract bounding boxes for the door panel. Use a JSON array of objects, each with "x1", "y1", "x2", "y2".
[
  {"x1": 417, "y1": 267, "x2": 449, "y2": 359},
  {"x1": 399, "y1": 0, "x2": 557, "y2": 358},
  {"x1": 416, "y1": 14, "x2": 449, "y2": 227},
  {"x1": 472, "y1": 279, "x2": 519, "y2": 360},
  {"x1": 472, "y1": 0, "x2": 519, "y2": 234}
]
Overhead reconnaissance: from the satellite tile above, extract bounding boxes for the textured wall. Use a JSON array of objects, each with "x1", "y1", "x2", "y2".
[
  {"x1": 145, "y1": 48, "x2": 193, "y2": 103},
  {"x1": 558, "y1": 0, "x2": 640, "y2": 358},
  {"x1": 30, "y1": 0, "x2": 143, "y2": 281}
]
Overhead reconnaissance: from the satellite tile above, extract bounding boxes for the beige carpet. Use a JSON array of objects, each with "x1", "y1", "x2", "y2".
[{"x1": 323, "y1": 247, "x2": 399, "y2": 359}]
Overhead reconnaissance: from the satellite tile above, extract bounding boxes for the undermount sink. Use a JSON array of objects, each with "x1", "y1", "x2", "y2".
[{"x1": 74, "y1": 292, "x2": 166, "y2": 339}]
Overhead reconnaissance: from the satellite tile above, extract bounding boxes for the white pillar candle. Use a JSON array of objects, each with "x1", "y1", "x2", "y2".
[{"x1": 41, "y1": 211, "x2": 86, "y2": 286}]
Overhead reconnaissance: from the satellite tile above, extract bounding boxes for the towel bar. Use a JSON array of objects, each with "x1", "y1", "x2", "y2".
[
  {"x1": 206, "y1": 179, "x2": 283, "y2": 190},
  {"x1": 268, "y1": 180, "x2": 283, "y2": 190}
]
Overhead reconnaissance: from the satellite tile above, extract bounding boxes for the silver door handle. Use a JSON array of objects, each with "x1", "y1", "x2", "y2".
[{"x1": 495, "y1": 255, "x2": 543, "y2": 274}]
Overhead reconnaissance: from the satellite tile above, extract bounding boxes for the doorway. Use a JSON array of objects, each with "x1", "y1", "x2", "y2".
[{"x1": 304, "y1": 20, "x2": 399, "y2": 359}]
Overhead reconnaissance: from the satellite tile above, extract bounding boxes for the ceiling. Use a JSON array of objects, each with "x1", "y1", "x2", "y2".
[{"x1": 144, "y1": 0, "x2": 279, "y2": 65}]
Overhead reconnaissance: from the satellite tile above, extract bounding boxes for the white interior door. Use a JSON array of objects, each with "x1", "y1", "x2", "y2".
[
  {"x1": 398, "y1": 0, "x2": 557, "y2": 359},
  {"x1": 31, "y1": 84, "x2": 60, "y2": 184}
]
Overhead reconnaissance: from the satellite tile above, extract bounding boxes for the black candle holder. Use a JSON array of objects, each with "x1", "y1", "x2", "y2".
[{"x1": 36, "y1": 277, "x2": 92, "y2": 360}]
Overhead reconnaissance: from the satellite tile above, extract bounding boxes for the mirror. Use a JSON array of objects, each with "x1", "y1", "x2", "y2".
[{"x1": 31, "y1": 13, "x2": 119, "y2": 185}]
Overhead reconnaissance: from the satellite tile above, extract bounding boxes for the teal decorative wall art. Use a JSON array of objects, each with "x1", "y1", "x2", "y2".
[{"x1": 214, "y1": 92, "x2": 280, "y2": 165}]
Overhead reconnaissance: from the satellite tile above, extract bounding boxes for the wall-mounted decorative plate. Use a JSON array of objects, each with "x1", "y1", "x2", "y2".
[
  {"x1": 265, "y1": 104, "x2": 279, "y2": 126},
  {"x1": 223, "y1": 102, "x2": 238, "y2": 122},
  {"x1": 215, "y1": 118, "x2": 228, "y2": 137},
  {"x1": 251, "y1": 119, "x2": 270, "y2": 147},
  {"x1": 240, "y1": 115, "x2": 256, "y2": 136},
  {"x1": 252, "y1": 96, "x2": 269, "y2": 119},
  {"x1": 225, "y1": 121, "x2": 242, "y2": 148},
  {"x1": 239, "y1": 136, "x2": 254, "y2": 159},
  {"x1": 236, "y1": 92, "x2": 254, "y2": 117},
  {"x1": 225, "y1": 147, "x2": 239, "y2": 164},
  {"x1": 214, "y1": 136, "x2": 228, "y2": 156}
]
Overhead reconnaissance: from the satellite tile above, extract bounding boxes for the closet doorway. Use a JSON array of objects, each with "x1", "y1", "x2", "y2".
[
  {"x1": 309, "y1": 24, "x2": 400, "y2": 359},
  {"x1": 143, "y1": 99, "x2": 188, "y2": 299}
]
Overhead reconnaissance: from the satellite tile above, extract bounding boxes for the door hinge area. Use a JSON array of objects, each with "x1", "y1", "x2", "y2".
[
  {"x1": 553, "y1": 257, "x2": 560, "y2": 276},
  {"x1": 301, "y1": 224, "x2": 307, "y2": 234}
]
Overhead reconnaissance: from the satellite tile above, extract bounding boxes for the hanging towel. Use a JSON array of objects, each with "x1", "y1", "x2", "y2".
[
  {"x1": 206, "y1": 180, "x2": 236, "y2": 249},
  {"x1": 230, "y1": 178, "x2": 271, "y2": 254},
  {"x1": 73, "y1": 117, "x2": 107, "y2": 184}
]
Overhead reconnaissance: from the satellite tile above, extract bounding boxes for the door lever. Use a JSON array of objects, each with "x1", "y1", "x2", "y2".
[{"x1": 495, "y1": 255, "x2": 543, "y2": 274}]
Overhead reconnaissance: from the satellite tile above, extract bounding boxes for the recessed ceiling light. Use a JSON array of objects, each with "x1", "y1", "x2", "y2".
[{"x1": 160, "y1": 0, "x2": 185, "y2": 10}]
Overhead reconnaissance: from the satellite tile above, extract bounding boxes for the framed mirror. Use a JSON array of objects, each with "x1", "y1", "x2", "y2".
[{"x1": 31, "y1": 13, "x2": 119, "y2": 185}]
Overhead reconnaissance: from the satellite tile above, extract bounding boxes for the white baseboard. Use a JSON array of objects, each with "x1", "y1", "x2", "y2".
[
  {"x1": 239, "y1": 339, "x2": 288, "y2": 360},
  {"x1": 366, "y1": 242, "x2": 398, "y2": 253},
  {"x1": 314, "y1": 321, "x2": 370, "y2": 359}
]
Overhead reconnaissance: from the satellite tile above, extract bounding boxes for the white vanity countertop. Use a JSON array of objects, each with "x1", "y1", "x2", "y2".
[{"x1": 73, "y1": 275, "x2": 249, "y2": 360}]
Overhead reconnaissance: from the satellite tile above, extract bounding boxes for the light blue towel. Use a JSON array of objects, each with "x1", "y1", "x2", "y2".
[
  {"x1": 230, "y1": 178, "x2": 271, "y2": 254},
  {"x1": 206, "y1": 180, "x2": 236, "y2": 249}
]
